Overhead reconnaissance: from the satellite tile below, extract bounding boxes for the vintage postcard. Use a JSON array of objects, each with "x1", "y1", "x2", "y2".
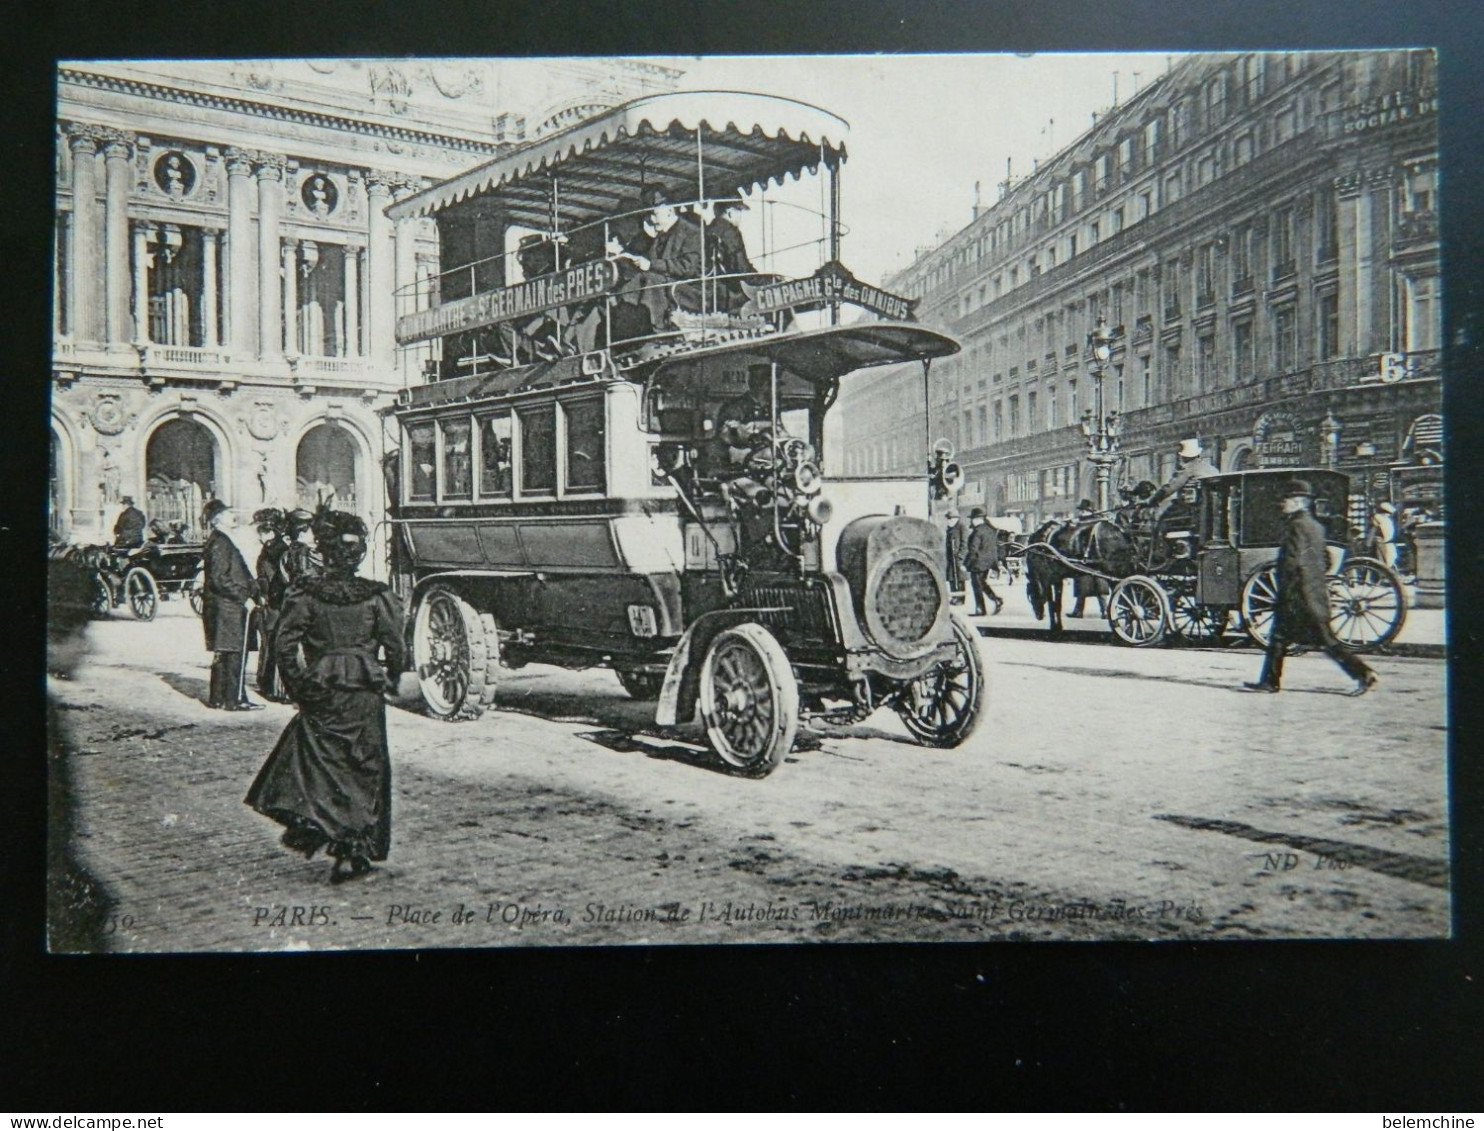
[{"x1": 46, "y1": 52, "x2": 1447, "y2": 951}]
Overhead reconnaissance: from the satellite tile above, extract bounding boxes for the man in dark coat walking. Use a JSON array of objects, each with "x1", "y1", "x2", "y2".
[
  {"x1": 201, "y1": 499, "x2": 263, "y2": 711},
  {"x1": 1245, "y1": 479, "x2": 1378, "y2": 695},
  {"x1": 965, "y1": 508, "x2": 1004, "y2": 616}
]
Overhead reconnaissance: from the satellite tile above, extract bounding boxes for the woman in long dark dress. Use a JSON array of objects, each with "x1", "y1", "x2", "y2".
[{"x1": 245, "y1": 510, "x2": 406, "y2": 884}]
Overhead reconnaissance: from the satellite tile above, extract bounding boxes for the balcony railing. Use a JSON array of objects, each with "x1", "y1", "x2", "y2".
[
  {"x1": 1163, "y1": 301, "x2": 1182, "y2": 323},
  {"x1": 1396, "y1": 210, "x2": 1438, "y2": 243},
  {"x1": 145, "y1": 345, "x2": 228, "y2": 367},
  {"x1": 1195, "y1": 290, "x2": 1216, "y2": 310},
  {"x1": 1231, "y1": 276, "x2": 1254, "y2": 298},
  {"x1": 1272, "y1": 259, "x2": 1297, "y2": 282}
]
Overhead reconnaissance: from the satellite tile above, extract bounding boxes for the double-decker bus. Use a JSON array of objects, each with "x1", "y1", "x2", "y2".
[{"x1": 384, "y1": 91, "x2": 983, "y2": 777}]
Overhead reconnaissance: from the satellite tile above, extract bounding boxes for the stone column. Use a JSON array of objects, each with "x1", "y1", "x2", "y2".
[
  {"x1": 131, "y1": 221, "x2": 151, "y2": 344},
  {"x1": 65, "y1": 124, "x2": 101, "y2": 343},
  {"x1": 343, "y1": 243, "x2": 360, "y2": 357},
  {"x1": 201, "y1": 229, "x2": 219, "y2": 348},
  {"x1": 255, "y1": 155, "x2": 285, "y2": 359},
  {"x1": 282, "y1": 239, "x2": 299, "y2": 356},
  {"x1": 394, "y1": 210, "x2": 418, "y2": 318},
  {"x1": 101, "y1": 129, "x2": 133, "y2": 346},
  {"x1": 365, "y1": 173, "x2": 395, "y2": 373},
  {"x1": 224, "y1": 148, "x2": 255, "y2": 354}
]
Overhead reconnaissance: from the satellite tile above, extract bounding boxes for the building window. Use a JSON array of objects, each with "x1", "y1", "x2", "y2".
[
  {"x1": 1119, "y1": 136, "x2": 1135, "y2": 173},
  {"x1": 1008, "y1": 395, "x2": 1020, "y2": 438},
  {"x1": 1197, "y1": 151, "x2": 1217, "y2": 187},
  {"x1": 1170, "y1": 101, "x2": 1186, "y2": 150},
  {"x1": 1205, "y1": 74, "x2": 1228, "y2": 126},
  {"x1": 1406, "y1": 164, "x2": 1437, "y2": 214},
  {"x1": 1143, "y1": 118, "x2": 1161, "y2": 165},
  {"x1": 1232, "y1": 224, "x2": 1254, "y2": 292},
  {"x1": 1197, "y1": 333, "x2": 1216, "y2": 391},
  {"x1": 1316, "y1": 184, "x2": 1339, "y2": 262},
  {"x1": 1112, "y1": 206, "x2": 1125, "y2": 235},
  {"x1": 1405, "y1": 274, "x2": 1441, "y2": 352},
  {"x1": 1047, "y1": 384, "x2": 1058, "y2": 429},
  {"x1": 991, "y1": 401, "x2": 1002, "y2": 443},
  {"x1": 1137, "y1": 190, "x2": 1153, "y2": 222},
  {"x1": 1274, "y1": 104, "x2": 1297, "y2": 144},
  {"x1": 1273, "y1": 305, "x2": 1297, "y2": 372},
  {"x1": 1094, "y1": 153, "x2": 1110, "y2": 193},
  {"x1": 1027, "y1": 390, "x2": 1038, "y2": 432},
  {"x1": 1317, "y1": 291, "x2": 1340, "y2": 360},
  {"x1": 1165, "y1": 171, "x2": 1183, "y2": 204},
  {"x1": 1232, "y1": 319, "x2": 1254, "y2": 382},
  {"x1": 1140, "y1": 354, "x2": 1152, "y2": 407},
  {"x1": 1234, "y1": 133, "x2": 1253, "y2": 166},
  {"x1": 1164, "y1": 343, "x2": 1181, "y2": 399},
  {"x1": 1272, "y1": 207, "x2": 1295, "y2": 279},
  {"x1": 1089, "y1": 222, "x2": 1100, "y2": 246},
  {"x1": 1196, "y1": 243, "x2": 1216, "y2": 306},
  {"x1": 1068, "y1": 379, "x2": 1078, "y2": 421},
  {"x1": 1071, "y1": 169, "x2": 1086, "y2": 210},
  {"x1": 143, "y1": 225, "x2": 211, "y2": 347},
  {"x1": 564, "y1": 398, "x2": 605, "y2": 492},
  {"x1": 1165, "y1": 257, "x2": 1184, "y2": 319}
]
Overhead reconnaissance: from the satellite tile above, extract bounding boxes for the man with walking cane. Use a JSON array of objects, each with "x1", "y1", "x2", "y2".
[{"x1": 201, "y1": 499, "x2": 264, "y2": 711}]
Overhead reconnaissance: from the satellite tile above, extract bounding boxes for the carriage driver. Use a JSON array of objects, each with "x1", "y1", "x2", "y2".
[{"x1": 1150, "y1": 438, "x2": 1219, "y2": 510}]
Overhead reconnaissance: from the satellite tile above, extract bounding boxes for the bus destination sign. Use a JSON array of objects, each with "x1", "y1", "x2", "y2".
[
  {"x1": 396, "y1": 259, "x2": 620, "y2": 345},
  {"x1": 744, "y1": 260, "x2": 919, "y2": 322}
]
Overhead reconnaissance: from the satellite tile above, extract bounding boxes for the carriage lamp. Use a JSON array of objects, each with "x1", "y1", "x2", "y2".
[{"x1": 1084, "y1": 317, "x2": 1126, "y2": 512}]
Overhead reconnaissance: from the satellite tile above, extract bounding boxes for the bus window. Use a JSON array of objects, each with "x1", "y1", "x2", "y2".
[
  {"x1": 408, "y1": 421, "x2": 436, "y2": 501},
  {"x1": 565, "y1": 399, "x2": 606, "y2": 492},
  {"x1": 441, "y1": 417, "x2": 472, "y2": 500},
  {"x1": 519, "y1": 405, "x2": 557, "y2": 494},
  {"x1": 479, "y1": 412, "x2": 513, "y2": 497}
]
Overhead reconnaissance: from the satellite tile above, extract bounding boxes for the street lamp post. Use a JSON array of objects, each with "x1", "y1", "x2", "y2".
[{"x1": 1083, "y1": 316, "x2": 1124, "y2": 512}]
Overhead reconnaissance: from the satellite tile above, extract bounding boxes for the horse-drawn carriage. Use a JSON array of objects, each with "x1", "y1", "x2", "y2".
[
  {"x1": 1022, "y1": 468, "x2": 1407, "y2": 651},
  {"x1": 63, "y1": 541, "x2": 206, "y2": 622}
]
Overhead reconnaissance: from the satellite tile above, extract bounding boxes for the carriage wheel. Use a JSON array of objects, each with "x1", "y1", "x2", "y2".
[
  {"x1": 123, "y1": 567, "x2": 158, "y2": 621},
  {"x1": 187, "y1": 584, "x2": 203, "y2": 617},
  {"x1": 615, "y1": 669, "x2": 665, "y2": 700},
  {"x1": 1167, "y1": 564, "x2": 1228, "y2": 643},
  {"x1": 91, "y1": 577, "x2": 112, "y2": 618},
  {"x1": 1240, "y1": 565, "x2": 1280, "y2": 648},
  {"x1": 412, "y1": 586, "x2": 500, "y2": 720},
  {"x1": 1329, "y1": 557, "x2": 1407, "y2": 652},
  {"x1": 698, "y1": 623, "x2": 799, "y2": 778},
  {"x1": 895, "y1": 614, "x2": 985, "y2": 748},
  {"x1": 1107, "y1": 575, "x2": 1171, "y2": 647}
]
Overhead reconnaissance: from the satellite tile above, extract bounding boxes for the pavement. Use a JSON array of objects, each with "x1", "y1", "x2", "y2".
[
  {"x1": 46, "y1": 597, "x2": 1449, "y2": 952},
  {"x1": 961, "y1": 577, "x2": 1446, "y2": 656}
]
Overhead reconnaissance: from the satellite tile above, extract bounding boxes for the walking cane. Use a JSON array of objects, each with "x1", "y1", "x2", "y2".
[{"x1": 236, "y1": 602, "x2": 252, "y2": 705}]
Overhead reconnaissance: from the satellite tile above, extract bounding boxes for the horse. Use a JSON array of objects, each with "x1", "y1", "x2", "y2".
[{"x1": 1023, "y1": 518, "x2": 1139, "y2": 635}]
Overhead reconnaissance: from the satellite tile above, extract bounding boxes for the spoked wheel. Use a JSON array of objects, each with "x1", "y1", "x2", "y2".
[
  {"x1": 698, "y1": 623, "x2": 799, "y2": 778},
  {"x1": 1329, "y1": 557, "x2": 1407, "y2": 652},
  {"x1": 124, "y1": 567, "x2": 158, "y2": 621},
  {"x1": 412, "y1": 585, "x2": 500, "y2": 720},
  {"x1": 1107, "y1": 575, "x2": 1171, "y2": 647},
  {"x1": 1241, "y1": 565, "x2": 1280, "y2": 648},
  {"x1": 91, "y1": 576, "x2": 112, "y2": 618},
  {"x1": 1167, "y1": 564, "x2": 1228, "y2": 643},
  {"x1": 615, "y1": 669, "x2": 665, "y2": 700},
  {"x1": 188, "y1": 568, "x2": 204, "y2": 616},
  {"x1": 895, "y1": 614, "x2": 985, "y2": 747}
]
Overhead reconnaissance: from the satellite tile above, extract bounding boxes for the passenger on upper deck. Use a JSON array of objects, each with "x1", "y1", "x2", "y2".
[
  {"x1": 608, "y1": 189, "x2": 703, "y2": 333},
  {"x1": 698, "y1": 198, "x2": 757, "y2": 313}
]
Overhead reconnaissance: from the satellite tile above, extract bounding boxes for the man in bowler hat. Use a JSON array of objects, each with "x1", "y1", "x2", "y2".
[
  {"x1": 964, "y1": 508, "x2": 1004, "y2": 616},
  {"x1": 1245, "y1": 479, "x2": 1378, "y2": 696}
]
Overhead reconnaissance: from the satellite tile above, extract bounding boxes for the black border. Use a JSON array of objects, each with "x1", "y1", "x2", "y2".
[{"x1": 6, "y1": 0, "x2": 1483, "y2": 1110}]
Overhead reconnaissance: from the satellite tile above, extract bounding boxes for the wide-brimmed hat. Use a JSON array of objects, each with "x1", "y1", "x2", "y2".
[
  {"x1": 252, "y1": 507, "x2": 286, "y2": 534},
  {"x1": 120, "y1": 495, "x2": 135, "y2": 506},
  {"x1": 969, "y1": 507, "x2": 986, "y2": 519},
  {"x1": 285, "y1": 508, "x2": 315, "y2": 535},
  {"x1": 945, "y1": 509, "x2": 960, "y2": 520},
  {"x1": 1076, "y1": 498, "x2": 1095, "y2": 511},
  {"x1": 201, "y1": 499, "x2": 229, "y2": 525},
  {"x1": 714, "y1": 197, "x2": 748, "y2": 215},
  {"x1": 1177, "y1": 438, "x2": 1203, "y2": 460},
  {"x1": 1377, "y1": 501, "x2": 1396, "y2": 514},
  {"x1": 1283, "y1": 479, "x2": 1314, "y2": 499}
]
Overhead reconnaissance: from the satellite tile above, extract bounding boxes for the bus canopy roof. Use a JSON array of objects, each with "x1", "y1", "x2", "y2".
[{"x1": 387, "y1": 90, "x2": 849, "y2": 228}]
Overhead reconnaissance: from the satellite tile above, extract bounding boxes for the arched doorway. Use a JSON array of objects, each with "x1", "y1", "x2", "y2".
[
  {"x1": 297, "y1": 423, "x2": 359, "y2": 513},
  {"x1": 1230, "y1": 445, "x2": 1258, "y2": 472},
  {"x1": 146, "y1": 417, "x2": 218, "y2": 538},
  {"x1": 49, "y1": 424, "x2": 68, "y2": 538}
]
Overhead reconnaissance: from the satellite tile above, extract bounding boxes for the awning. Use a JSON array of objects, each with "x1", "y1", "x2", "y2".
[
  {"x1": 387, "y1": 90, "x2": 849, "y2": 229},
  {"x1": 647, "y1": 322, "x2": 960, "y2": 384}
]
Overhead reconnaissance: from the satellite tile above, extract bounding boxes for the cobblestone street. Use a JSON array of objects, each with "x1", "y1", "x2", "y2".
[{"x1": 46, "y1": 598, "x2": 1449, "y2": 952}]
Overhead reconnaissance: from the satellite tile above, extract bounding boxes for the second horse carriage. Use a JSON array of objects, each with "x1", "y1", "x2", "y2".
[
  {"x1": 1023, "y1": 467, "x2": 1407, "y2": 651},
  {"x1": 64, "y1": 540, "x2": 206, "y2": 621}
]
